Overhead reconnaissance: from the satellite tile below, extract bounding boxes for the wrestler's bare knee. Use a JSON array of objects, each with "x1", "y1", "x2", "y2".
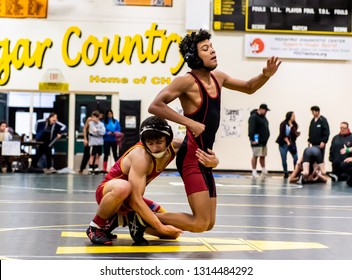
[{"x1": 108, "y1": 180, "x2": 132, "y2": 199}]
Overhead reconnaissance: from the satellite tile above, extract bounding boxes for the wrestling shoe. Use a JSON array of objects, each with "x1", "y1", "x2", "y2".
[
  {"x1": 86, "y1": 225, "x2": 112, "y2": 245},
  {"x1": 328, "y1": 173, "x2": 338, "y2": 183},
  {"x1": 127, "y1": 211, "x2": 149, "y2": 246},
  {"x1": 104, "y1": 214, "x2": 119, "y2": 240}
]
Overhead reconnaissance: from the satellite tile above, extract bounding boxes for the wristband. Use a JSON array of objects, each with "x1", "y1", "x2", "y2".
[{"x1": 347, "y1": 147, "x2": 350, "y2": 153}]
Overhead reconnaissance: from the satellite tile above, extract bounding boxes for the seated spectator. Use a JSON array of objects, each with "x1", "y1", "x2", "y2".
[
  {"x1": 339, "y1": 145, "x2": 352, "y2": 187},
  {"x1": 0, "y1": 121, "x2": 13, "y2": 173},
  {"x1": 289, "y1": 146, "x2": 328, "y2": 184},
  {"x1": 328, "y1": 122, "x2": 352, "y2": 182}
]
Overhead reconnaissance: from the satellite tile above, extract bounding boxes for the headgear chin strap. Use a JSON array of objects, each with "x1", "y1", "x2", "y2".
[{"x1": 140, "y1": 124, "x2": 174, "y2": 152}]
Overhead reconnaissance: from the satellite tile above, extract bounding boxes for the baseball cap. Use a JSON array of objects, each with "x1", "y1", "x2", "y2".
[{"x1": 259, "y1": 104, "x2": 270, "y2": 111}]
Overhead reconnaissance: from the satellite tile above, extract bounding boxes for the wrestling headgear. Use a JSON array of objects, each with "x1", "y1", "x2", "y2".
[
  {"x1": 180, "y1": 29, "x2": 212, "y2": 70},
  {"x1": 140, "y1": 116, "x2": 174, "y2": 154}
]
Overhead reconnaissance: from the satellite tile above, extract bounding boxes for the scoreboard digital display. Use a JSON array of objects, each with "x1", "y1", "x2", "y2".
[{"x1": 214, "y1": 0, "x2": 352, "y2": 35}]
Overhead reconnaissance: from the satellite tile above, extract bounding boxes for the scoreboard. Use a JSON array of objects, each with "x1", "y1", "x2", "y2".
[{"x1": 213, "y1": 0, "x2": 352, "y2": 35}]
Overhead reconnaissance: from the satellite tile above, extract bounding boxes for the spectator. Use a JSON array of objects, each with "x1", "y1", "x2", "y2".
[
  {"x1": 103, "y1": 109, "x2": 121, "y2": 173},
  {"x1": 338, "y1": 145, "x2": 352, "y2": 186},
  {"x1": 308, "y1": 106, "x2": 330, "y2": 158},
  {"x1": 0, "y1": 121, "x2": 13, "y2": 173},
  {"x1": 276, "y1": 111, "x2": 300, "y2": 179},
  {"x1": 78, "y1": 116, "x2": 91, "y2": 174},
  {"x1": 31, "y1": 112, "x2": 67, "y2": 173},
  {"x1": 328, "y1": 122, "x2": 352, "y2": 182},
  {"x1": 88, "y1": 111, "x2": 106, "y2": 174},
  {"x1": 248, "y1": 104, "x2": 271, "y2": 178}
]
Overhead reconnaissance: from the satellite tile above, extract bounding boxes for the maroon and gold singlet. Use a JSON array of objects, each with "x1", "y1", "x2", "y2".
[{"x1": 95, "y1": 141, "x2": 176, "y2": 212}]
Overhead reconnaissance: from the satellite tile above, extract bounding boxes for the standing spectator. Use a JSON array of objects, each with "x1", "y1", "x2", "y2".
[
  {"x1": 78, "y1": 116, "x2": 91, "y2": 174},
  {"x1": 0, "y1": 121, "x2": 13, "y2": 173},
  {"x1": 88, "y1": 111, "x2": 106, "y2": 174},
  {"x1": 308, "y1": 106, "x2": 330, "y2": 158},
  {"x1": 329, "y1": 122, "x2": 352, "y2": 182},
  {"x1": 248, "y1": 104, "x2": 271, "y2": 178},
  {"x1": 276, "y1": 111, "x2": 300, "y2": 179},
  {"x1": 102, "y1": 109, "x2": 121, "y2": 173},
  {"x1": 32, "y1": 112, "x2": 67, "y2": 173},
  {"x1": 80, "y1": 112, "x2": 104, "y2": 174}
]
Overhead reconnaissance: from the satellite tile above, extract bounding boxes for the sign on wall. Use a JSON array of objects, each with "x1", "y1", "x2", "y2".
[
  {"x1": 0, "y1": 0, "x2": 47, "y2": 18},
  {"x1": 245, "y1": 33, "x2": 352, "y2": 60},
  {"x1": 214, "y1": 0, "x2": 352, "y2": 35},
  {"x1": 114, "y1": 0, "x2": 172, "y2": 7},
  {"x1": 213, "y1": 0, "x2": 246, "y2": 31}
]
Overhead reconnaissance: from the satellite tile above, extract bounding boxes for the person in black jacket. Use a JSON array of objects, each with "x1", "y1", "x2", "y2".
[
  {"x1": 248, "y1": 104, "x2": 270, "y2": 178},
  {"x1": 276, "y1": 111, "x2": 300, "y2": 179},
  {"x1": 31, "y1": 112, "x2": 67, "y2": 173},
  {"x1": 328, "y1": 122, "x2": 352, "y2": 182},
  {"x1": 308, "y1": 106, "x2": 330, "y2": 158}
]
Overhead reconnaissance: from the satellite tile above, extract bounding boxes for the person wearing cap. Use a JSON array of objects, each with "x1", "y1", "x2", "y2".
[
  {"x1": 86, "y1": 115, "x2": 219, "y2": 245},
  {"x1": 148, "y1": 29, "x2": 281, "y2": 233},
  {"x1": 308, "y1": 105, "x2": 330, "y2": 159},
  {"x1": 248, "y1": 104, "x2": 271, "y2": 177}
]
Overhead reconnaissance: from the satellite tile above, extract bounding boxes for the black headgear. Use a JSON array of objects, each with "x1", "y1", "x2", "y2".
[
  {"x1": 140, "y1": 123, "x2": 174, "y2": 149},
  {"x1": 183, "y1": 32, "x2": 204, "y2": 69}
]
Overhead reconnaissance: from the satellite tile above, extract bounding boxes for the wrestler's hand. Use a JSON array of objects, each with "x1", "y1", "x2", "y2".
[
  {"x1": 159, "y1": 224, "x2": 183, "y2": 239},
  {"x1": 196, "y1": 148, "x2": 219, "y2": 168},
  {"x1": 188, "y1": 120, "x2": 205, "y2": 138},
  {"x1": 262, "y1": 56, "x2": 281, "y2": 78}
]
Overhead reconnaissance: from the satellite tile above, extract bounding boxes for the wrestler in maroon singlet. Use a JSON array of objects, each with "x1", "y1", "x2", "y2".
[{"x1": 95, "y1": 141, "x2": 176, "y2": 213}]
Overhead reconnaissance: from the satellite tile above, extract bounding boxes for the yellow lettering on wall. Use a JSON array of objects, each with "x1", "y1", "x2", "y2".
[
  {"x1": 90, "y1": 75, "x2": 128, "y2": 84},
  {"x1": 145, "y1": 22, "x2": 166, "y2": 63},
  {"x1": 100, "y1": 36, "x2": 121, "y2": 64},
  {"x1": 0, "y1": 38, "x2": 52, "y2": 86},
  {"x1": 62, "y1": 23, "x2": 185, "y2": 75},
  {"x1": 82, "y1": 35, "x2": 100, "y2": 66},
  {"x1": 62, "y1": 26, "x2": 82, "y2": 67},
  {"x1": 0, "y1": 23, "x2": 185, "y2": 86},
  {"x1": 121, "y1": 35, "x2": 144, "y2": 64},
  {"x1": 151, "y1": 76, "x2": 171, "y2": 85}
]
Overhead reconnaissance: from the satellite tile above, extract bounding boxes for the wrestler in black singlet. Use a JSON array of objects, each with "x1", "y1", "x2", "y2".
[{"x1": 176, "y1": 72, "x2": 221, "y2": 197}]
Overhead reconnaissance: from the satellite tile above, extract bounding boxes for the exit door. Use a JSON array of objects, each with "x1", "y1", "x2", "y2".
[{"x1": 119, "y1": 100, "x2": 141, "y2": 155}]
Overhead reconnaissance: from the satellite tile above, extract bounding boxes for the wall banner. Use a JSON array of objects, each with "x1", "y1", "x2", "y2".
[{"x1": 245, "y1": 34, "x2": 352, "y2": 60}]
